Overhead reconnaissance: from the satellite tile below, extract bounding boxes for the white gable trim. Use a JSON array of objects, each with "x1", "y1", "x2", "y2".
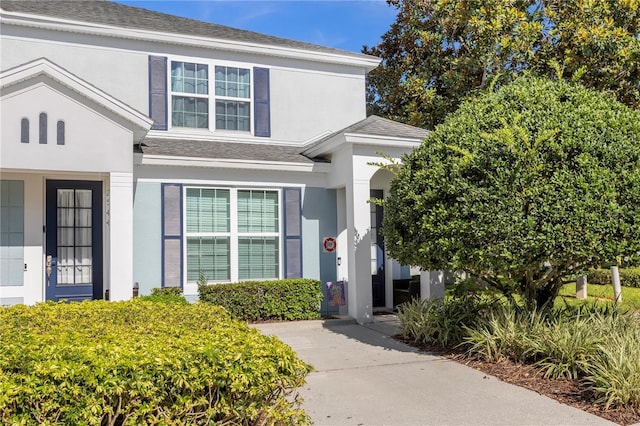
[
  {"x1": 304, "y1": 133, "x2": 423, "y2": 158},
  {"x1": 1, "y1": 58, "x2": 153, "y2": 140}
]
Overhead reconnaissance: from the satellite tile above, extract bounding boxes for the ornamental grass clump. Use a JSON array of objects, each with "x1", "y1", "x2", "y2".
[
  {"x1": 0, "y1": 300, "x2": 311, "y2": 425},
  {"x1": 400, "y1": 294, "x2": 640, "y2": 409}
]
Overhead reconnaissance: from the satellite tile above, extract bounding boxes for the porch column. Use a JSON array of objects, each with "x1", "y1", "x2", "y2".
[
  {"x1": 108, "y1": 172, "x2": 133, "y2": 301},
  {"x1": 346, "y1": 178, "x2": 373, "y2": 324}
]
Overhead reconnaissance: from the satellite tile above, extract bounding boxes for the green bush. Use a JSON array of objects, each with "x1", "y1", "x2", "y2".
[
  {"x1": 587, "y1": 268, "x2": 640, "y2": 288},
  {"x1": 198, "y1": 279, "x2": 323, "y2": 322},
  {"x1": 0, "y1": 300, "x2": 311, "y2": 425},
  {"x1": 137, "y1": 287, "x2": 188, "y2": 304},
  {"x1": 151, "y1": 286, "x2": 183, "y2": 296}
]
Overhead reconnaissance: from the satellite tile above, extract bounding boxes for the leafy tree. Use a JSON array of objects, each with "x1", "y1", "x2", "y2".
[
  {"x1": 365, "y1": 0, "x2": 640, "y2": 130},
  {"x1": 382, "y1": 76, "x2": 640, "y2": 311}
]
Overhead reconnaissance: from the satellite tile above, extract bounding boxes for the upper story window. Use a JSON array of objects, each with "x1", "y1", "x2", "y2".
[
  {"x1": 149, "y1": 56, "x2": 270, "y2": 137},
  {"x1": 215, "y1": 66, "x2": 251, "y2": 131},
  {"x1": 169, "y1": 61, "x2": 251, "y2": 132},
  {"x1": 171, "y1": 61, "x2": 209, "y2": 129}
]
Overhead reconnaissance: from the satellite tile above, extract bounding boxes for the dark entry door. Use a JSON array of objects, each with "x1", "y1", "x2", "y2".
[
  {"x1": 371, "y1": 189, "x2": 385, "y2": 307},
  {"x1": 46, "y1": 180, "x2": 103, "y2": 301}
]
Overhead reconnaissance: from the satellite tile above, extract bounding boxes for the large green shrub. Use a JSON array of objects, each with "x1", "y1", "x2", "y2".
[
  {"x1": 198, "y1": 278, "x2": 323, "y2": 322},
  {"x1": 0, "y1": 300, "x2": 311, "y2": 425},
  {"x1": 587, "y1": 268, "x2": 640, "y2": 288},
  {"x1": 383, "y1": 76, "x2": 640, "y2": 312}
]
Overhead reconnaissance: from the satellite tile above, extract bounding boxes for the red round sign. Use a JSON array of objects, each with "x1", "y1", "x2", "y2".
[{"x1": 323, "y1": 237, "x2": 337, "y2": 253}]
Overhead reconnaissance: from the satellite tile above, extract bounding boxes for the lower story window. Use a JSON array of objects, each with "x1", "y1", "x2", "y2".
[
  {"x1": 238, "y1": 237, "x2": 279, "y2": 280},
  {"x1": 185, "y1": 187, "x2": 280, "y2": 282},
  {"x1": 187, "y1": 237, "x2": 230, "y2": 281}
]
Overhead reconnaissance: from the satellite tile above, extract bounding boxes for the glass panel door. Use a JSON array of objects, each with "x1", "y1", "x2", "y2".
[{"x1": 46, "y1": 181, "x2": 102, "y2": 301}]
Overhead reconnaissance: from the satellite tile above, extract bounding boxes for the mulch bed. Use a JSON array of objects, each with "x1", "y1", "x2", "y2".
[{"x1": 397, "y1": 337, "x2": 640, "y2": 426}]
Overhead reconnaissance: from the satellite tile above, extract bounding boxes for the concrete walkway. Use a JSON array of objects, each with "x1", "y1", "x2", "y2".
[{"x1": 254, "y1": 315, "x2": 615, "y2": 426}]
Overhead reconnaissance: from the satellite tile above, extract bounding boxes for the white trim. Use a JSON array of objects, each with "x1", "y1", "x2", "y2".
[
  {"x1": 135, "y1": 153, "x2": 331, "y2": 173},
  {"x1": 303, "y1": 133, "x2": 423, "y2": 158},
  {"x1": 1, "y1": 12, "x2": 381, "y2": 71},
  {"x1": 0, "y1": 58, "x2": 153, "y2": 138},
  {"x1": 135, "y1": 177, "x2": 307, "y2": 188},
  {"x1": 144, "y1": 128, "x2": 323, "y2": 146}
]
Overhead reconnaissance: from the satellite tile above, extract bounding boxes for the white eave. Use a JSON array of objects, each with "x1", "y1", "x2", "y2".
[
  {"x1": 303, "y1": 132, "x2": 423, "y2": 158},
  {"x1": 0, "y1": 58, "x2": 153, "y2": 141},
  {"x1": 135, "y1": 153, "x2": 331, "y2": 173},
  {"x1": 0, "y1": 11, "x2": 382, "y2": 71}
]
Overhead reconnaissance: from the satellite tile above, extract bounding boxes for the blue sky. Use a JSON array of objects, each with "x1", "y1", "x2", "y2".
[{"x1": 115, "y1": 1, "x2": 398, "y2": 54}]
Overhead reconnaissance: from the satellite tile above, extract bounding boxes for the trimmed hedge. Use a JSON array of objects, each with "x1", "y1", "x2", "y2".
[
  {"x1": 587, "y1": 268, "x2": 640, "y2": 288},
  {"x1": 198, "y1": 278, "x2": 323, "y2": 322},
  {"x1": 0, "y1": 300, "x2": 311, "y2": 425}
]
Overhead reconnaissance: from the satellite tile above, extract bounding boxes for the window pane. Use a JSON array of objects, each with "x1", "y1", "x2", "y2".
[
  {"x1": 239, "y1": 68, "x2": 250, "y2": 84},
  {"x1": 171, "y1": 61, "x2": 208, "y2": 95},
  {"x1": 237, "y1": 190, "x2": 278, "y2": 233},
  {"x1": 215, "y1": 101, "x2": 250, "y2": 131},
  {"x1": 215, "y1": 66, "x2": 250, "y2": 99},
  {"x1": 186, "y1": 188, "x2": 230, "y2": 233},
  {"x1": 187, "y1": 237, "x2": 230, "y2": 281},
  {"x1": 238, "y1": 237, "x2": 278, "y2": 280},
  {"x1": 172, "y1": 96, "x2": 208, "y2": 129}
]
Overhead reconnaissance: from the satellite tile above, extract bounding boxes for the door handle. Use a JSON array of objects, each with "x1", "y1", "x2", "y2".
[{"x1": 46, "y1": 255, "x2": 52, "y2": 286}]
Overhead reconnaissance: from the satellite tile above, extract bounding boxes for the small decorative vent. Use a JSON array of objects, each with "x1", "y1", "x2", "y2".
[
  {"x1": 39, "y1": 113, "x2": 47, "y2": 144},
  {"x1": 57, "y1": 121, "x2": 65, "y2": 145},
  {"x1": 20, "y1": 118, "x2": 29, "y2": 143}
]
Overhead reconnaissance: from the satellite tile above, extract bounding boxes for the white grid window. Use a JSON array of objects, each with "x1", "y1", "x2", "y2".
[
  {"x1": 171, "y1": 61, "x2": 209, "y2": 128},
  {"x1": 185, "y1": 188, "x2": 280, "y2": 283},
  {"x1": 215, "y1": 66, "x2": 251, "y2": 131}
]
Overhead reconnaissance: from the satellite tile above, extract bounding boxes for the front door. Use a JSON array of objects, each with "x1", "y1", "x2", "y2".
[
  {"x1": 371, "y1": 189, "x2": 385, "y2": 307},
  {"x1": 45, "y1": 180, "x2": 103, "y2": 301}
]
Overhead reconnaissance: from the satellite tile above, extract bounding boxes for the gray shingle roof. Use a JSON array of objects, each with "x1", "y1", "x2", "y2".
[
  {"x1": 0, "y1": 0, "x2": 375, "y2": 60},
  {"x1": 140, "y1": 139, "x2": 317, "y2": 164},
  {"x1": 140, "y1": 116, "x2": 428, "y2": 163},
  {"x1": 340, "y1": 115, "x2": 430, "y2": 139},
  {"x1": 304, "y1": 115, "x2": 430, "y2": 153}
]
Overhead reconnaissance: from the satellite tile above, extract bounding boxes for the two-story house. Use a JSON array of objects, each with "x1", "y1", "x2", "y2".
[{"x1": 0, "y1": 0, "x2": 428, "y2": 323}]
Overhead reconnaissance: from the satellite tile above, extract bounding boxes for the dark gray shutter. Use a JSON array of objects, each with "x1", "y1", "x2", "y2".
[
  {"x1": 253, "y1": 67, "x2": 270, "y2": 137},
  {"x1": 149, "y1": 56, "x2": 168, "y2": 130},
  {"x1": 162, "y1": 183, "x2": 182, "y2": 287},
  {"x1": 283, "y1": 187, "x2": 302, "y2": 278}
]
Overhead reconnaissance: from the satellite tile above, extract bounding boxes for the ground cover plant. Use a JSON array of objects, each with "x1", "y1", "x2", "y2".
[
  {"x1": 398, "y1": 292, "x2": 640, "y2": 421},
  {"x1": 198, "y1": 278, "x2": 323, "y2": 322},
  {"x1": 0, "y1": 299, "x2": 311, "y2": 425}
]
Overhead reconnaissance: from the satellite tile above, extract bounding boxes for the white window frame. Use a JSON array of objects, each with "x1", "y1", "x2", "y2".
[
  {"x1": 167, "y1": 57, "x2": 254, "y2": 135},
  {"x1": 183, "y1": 186, "x2": 282, "y2": 288},
  {"x1": 169, "y1": 60, "x2": 210, "y2": 130},
  {"x1": 214, "y1": 66, "x2": 252, "y2": 132}
]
